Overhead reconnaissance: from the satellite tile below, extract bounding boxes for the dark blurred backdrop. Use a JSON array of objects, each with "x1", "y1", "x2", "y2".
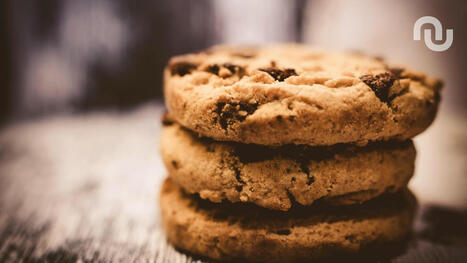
[{"x1": 1, "y1": 0, "x2": 466, "y2": 124}]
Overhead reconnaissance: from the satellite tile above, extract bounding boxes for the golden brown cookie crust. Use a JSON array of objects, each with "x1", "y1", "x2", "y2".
[
  {"x1": 160, "y1": 122, "x2": 416, "y2": 211},
  {"x1": 160, "y1": 178, "x2": 415, "y2": 263},
  {"x1": 164, "y1": 44, "x2": 441, "y2": 146}
]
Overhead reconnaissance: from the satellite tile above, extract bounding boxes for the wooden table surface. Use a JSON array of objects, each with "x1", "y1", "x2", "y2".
[{"x1": 0, "y1": 103, "x2": 466, "y2": 262}]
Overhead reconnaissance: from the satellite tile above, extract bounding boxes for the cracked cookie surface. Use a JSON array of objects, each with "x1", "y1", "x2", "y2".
[
  {"x1": 164, "y1": 44, "x2": 442, "y2": 146},
  {"x1": 160, "y1": 121, "x2": 415, "y2": 211},
  {"x1": 160, "y1": 178, "x2": 415, "y2": 263}
]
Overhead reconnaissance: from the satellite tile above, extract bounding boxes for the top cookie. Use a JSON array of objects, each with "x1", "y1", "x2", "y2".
[{"x1": 164, "y1": 44, "x2": 441, "y2": 146}]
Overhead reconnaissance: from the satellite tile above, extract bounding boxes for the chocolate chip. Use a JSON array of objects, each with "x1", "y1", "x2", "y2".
[
  {"x1": 205, "y1": 63, "x2": 245, "y2": 78},
  {"x1": 169, "y1": 62, "x2": 197, "y2": 76},
  {"x1": 206, "y1": 64, "x2": 220, "y2": 75},
  {"x1": 215, "y1": 101, "x2": 258, "y2": 130},
  {"x1": 223, "y1": 63, "x2": 244, "y2": 75},
  {"x1": 360, "y1": 72, "x2": 396, "y2": 102},
  {"x1": 259, "y1": 68, "x2": 297, "y2": 81}
]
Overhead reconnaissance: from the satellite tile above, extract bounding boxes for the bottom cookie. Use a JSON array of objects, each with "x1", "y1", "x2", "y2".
[{"x1": 160, "y1": 178, "x2": 416, "y2": 263}]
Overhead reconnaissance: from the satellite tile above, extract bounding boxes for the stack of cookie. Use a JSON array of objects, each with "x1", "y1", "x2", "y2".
[{"x1": 159, "y1": 45, "x2": 441, "y2": 262}]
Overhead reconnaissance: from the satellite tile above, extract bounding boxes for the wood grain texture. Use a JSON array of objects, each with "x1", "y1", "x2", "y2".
[{"x1": 0, "y1": 103, "x2": 466, "y2": 262}]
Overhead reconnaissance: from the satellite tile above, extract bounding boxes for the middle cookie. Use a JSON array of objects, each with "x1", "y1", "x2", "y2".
[{"x1": 161, "y1": 121, "x2": 415, "y2": 211}]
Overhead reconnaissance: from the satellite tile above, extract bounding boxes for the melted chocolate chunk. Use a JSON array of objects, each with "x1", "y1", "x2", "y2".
[
  {"x1": 360, "y1": 72, "x2": 396, "y2": 102},
  {"x1": 215, "y1": 101, "x2": 258, "y2": 130},
  {"x1": 169, "y1": 62, "x2": 197, "y2": 76},
  {"x1": 259, "y1": 68, "x2": 297, "y2": 81}
]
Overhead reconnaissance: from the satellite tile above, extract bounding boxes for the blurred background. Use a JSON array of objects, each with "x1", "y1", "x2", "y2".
[{"x1": 0, "y1": 1, "x2": 466, "y2": 261}]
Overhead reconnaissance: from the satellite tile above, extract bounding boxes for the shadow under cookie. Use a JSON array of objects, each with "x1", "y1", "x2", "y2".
[{"x1": 160, "y1": 121, "x2": 416, "y2": 211}]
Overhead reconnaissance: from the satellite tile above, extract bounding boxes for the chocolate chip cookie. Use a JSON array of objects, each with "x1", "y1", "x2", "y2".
[
  {"x1": 160, "y1": 121, "x2": 415, "y2": 211},
  {"x1": 164, "y1": 44, "x2": 442, "y2": 146},
  {"x1": 160, "y1": 178, "x2": 415, "y2": 263}
]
